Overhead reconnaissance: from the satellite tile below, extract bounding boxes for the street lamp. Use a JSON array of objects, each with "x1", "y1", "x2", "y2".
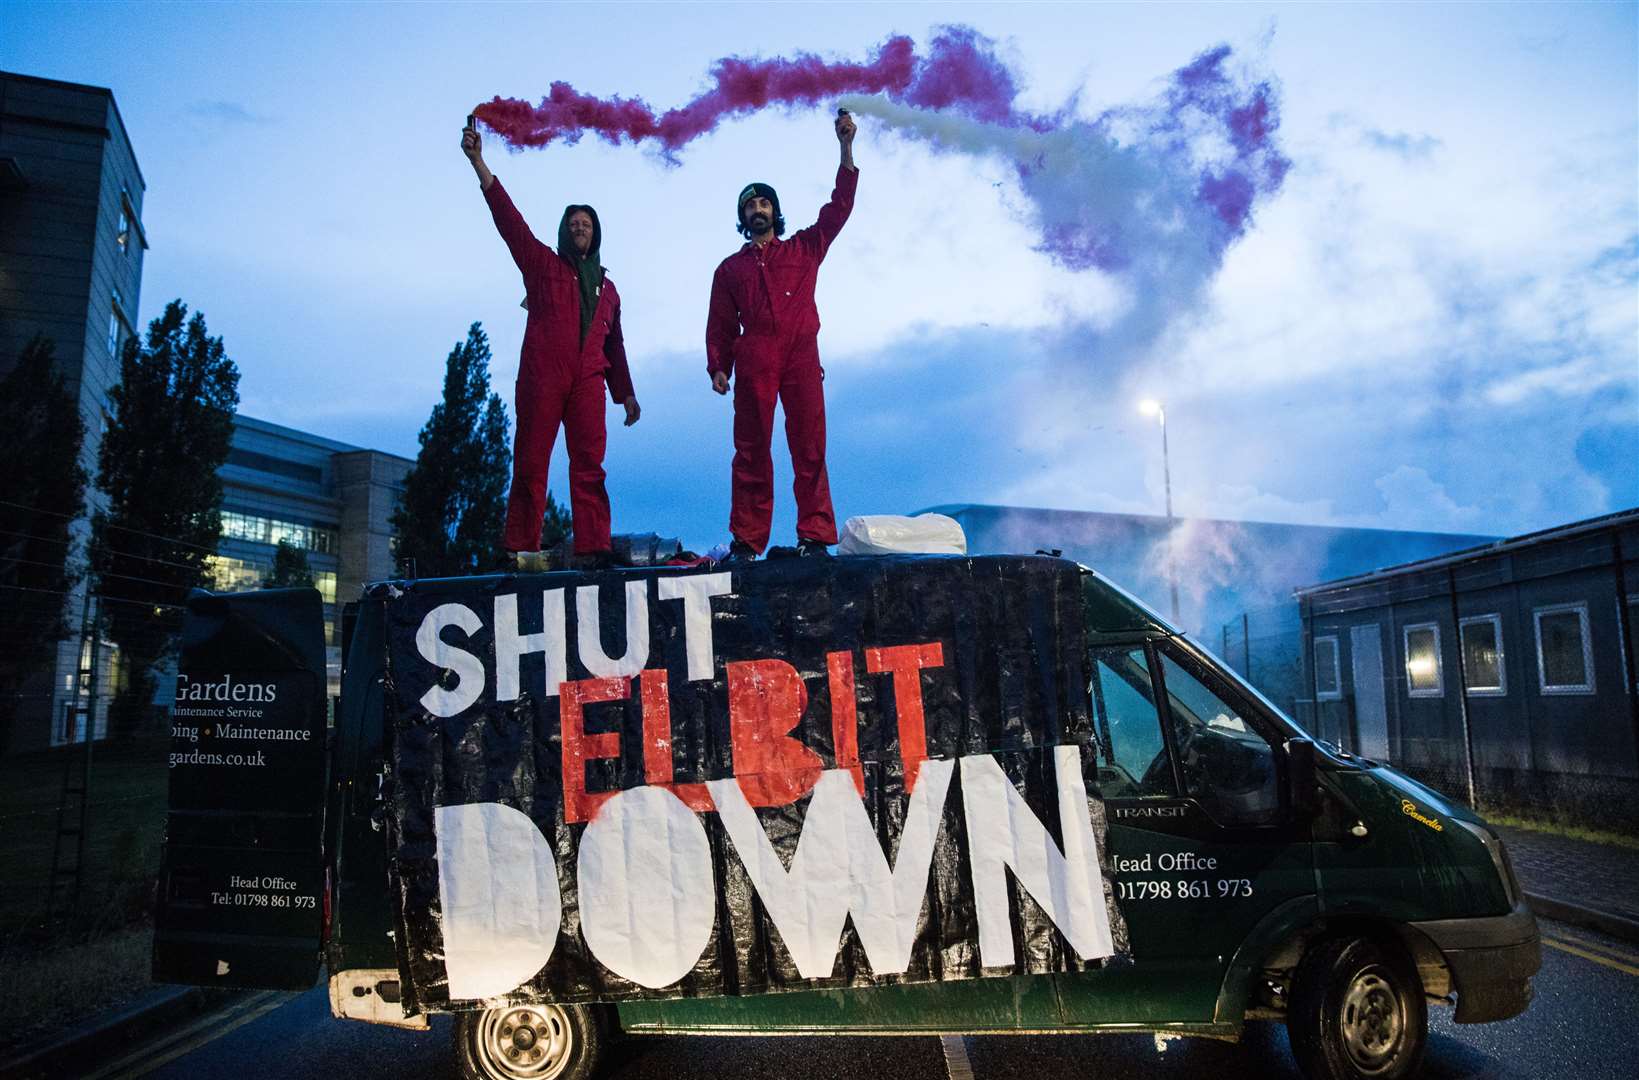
[{"x1": 1138, "y1": 399, "x2": 1181, "y2": 623}]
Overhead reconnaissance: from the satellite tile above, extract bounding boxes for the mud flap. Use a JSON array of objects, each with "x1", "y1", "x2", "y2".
[{"x1": 152, "y1": 587, "x2": 329, "y2": 990}]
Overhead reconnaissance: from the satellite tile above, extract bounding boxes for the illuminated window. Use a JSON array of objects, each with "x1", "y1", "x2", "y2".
[
  {"x1": 1313, "y1": 636, "x2": 1342, "y2": 701},
  {"x1": 1403, "y1": 623, "x2": 1442, "y2": 697},
  {"x1": 204, "y1": 555, "x2": 269, "y2": 593},
  {"x1": 1460, "y1": 615, "x2": 1506, "y2": 696},
  {"x1": 219, "y1": 510, "x2": 337, "y2": 554},
  {"x1": 313, "y1": 571, "x2": 337, "y2": 604},
  {"x1": 1535, "y1": 603, "x2": 1594, "y2": 695}
]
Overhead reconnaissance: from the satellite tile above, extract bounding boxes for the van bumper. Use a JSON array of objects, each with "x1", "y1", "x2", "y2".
[{"x1": 1410, "y1": 900, "x2": 1540, "y2": 1023}]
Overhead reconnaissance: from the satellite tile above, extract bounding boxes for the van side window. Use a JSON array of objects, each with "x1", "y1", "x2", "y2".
[
  {"x1": 1089, "y1": 646, "x2": 1176, "y2": 798},
  {"x1": 1157, "y1": 649, "x2": 1281, "y2": 826}
]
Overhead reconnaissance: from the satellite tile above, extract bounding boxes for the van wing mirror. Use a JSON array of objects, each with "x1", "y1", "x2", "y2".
[{"x1": 1286, "y1": 737, "x2": 1320, "y2": 821}]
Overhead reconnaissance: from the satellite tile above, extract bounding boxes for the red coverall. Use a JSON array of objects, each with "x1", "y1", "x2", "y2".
[
  {"x1": 706, "y1": 165, "x2": 858, "y2": 553},
  {"x1": 484, "y1": 179, "x2": 635, "y2": 554}
]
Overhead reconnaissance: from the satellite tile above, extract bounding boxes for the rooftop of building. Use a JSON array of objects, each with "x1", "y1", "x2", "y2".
[
  {"x1": 233, "y1": 413, "x2": 412, "y2": 463},
  {"x1": 919, "y1": 501, "x2": 1496, "y2": 542},
  {"x1": 1294, "y1": 506, "x2": 1639, "y2": 597},
  {"x1": 0, "y1": 69, "x2": 146, "y2": 192}
]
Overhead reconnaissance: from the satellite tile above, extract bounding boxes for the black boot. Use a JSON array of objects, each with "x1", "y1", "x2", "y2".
[
  {"x1": 796, "y1": 537, "x2": 832, "y2": 557},
  {"x1": 720, "y1": 539, "x2": 757, "y2": 565},
  {"x1": 572, "y1": 550, "x2": 633, "y2": 571}
]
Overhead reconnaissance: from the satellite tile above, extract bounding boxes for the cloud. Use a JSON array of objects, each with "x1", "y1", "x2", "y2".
[
  {"x1": 187, "y1": 100, "x2": 273, "y2": 126},
  {"x1": 1369, "y1": 466, "x2": 1484, "y2": 531},
  {"x1": 1360, "y1": 128, "x2": 1441, "y2": 160}
]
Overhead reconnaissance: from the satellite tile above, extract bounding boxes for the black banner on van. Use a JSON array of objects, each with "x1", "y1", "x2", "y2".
[
  {"x1": 382, "y1": 555, "x2": 1127, "y2": 1011},
  {"x1": 153, "y1": 587, "x2": 329, "y2": 990}
]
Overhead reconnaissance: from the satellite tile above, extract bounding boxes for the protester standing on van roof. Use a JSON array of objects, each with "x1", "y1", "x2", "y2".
[
  {"x1": 462, "y1": 119, "x2": 641, "y2": 571},
  {"x1": 706, "y1": 111, "x2": 858, "y2": 562}
]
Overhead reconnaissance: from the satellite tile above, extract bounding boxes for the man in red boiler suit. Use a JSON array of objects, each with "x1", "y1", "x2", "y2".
[
  {"x1": 463, "y1": 120, "x2": 640, "y2": 570},
  {"x1": 706, "y1": 111, "x2": 858, "y2": 562}
]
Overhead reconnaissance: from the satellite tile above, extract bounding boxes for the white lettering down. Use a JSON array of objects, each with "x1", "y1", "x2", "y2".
[
  {"x1": 494, "y1": 590, "x2": 567, "y2": 701},
  {"x1": 708, "y1": 760, "x2": 954, "y2": 979},
  {"x1": 577, "y1": 785, "x2": 717, "y2": 989},
  {"x1": 435, "y1": 802, "x2": 562, "y2": 1000},
  {"x1": 960, "y1": 746, "x2": 1115, "y2": 968},
  {"x1": 415, "y1": 603, "x2": 486, "y2": 717},
  {"x1": 656, "y1": 572, "x2": 733, "y2": 681},
  {"x1": 576, "y1": 581, "x2": 649, "y2": 678}
]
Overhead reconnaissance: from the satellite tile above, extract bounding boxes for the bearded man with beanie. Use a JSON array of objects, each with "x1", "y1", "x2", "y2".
[
  {"x1": 706, "y1": 111, "x2": 858, "y2": 562},
  {"x1": 462, "y1": 119, "x2": 640, "y2": 570}
]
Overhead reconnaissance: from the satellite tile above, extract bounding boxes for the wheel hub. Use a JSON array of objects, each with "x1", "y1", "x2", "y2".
[
  {"x1": 1340, "y1": 968, "x2": 1404, "y2": 1072},
  {"x1": 476, "y1": 1005, "x2": 573, "y2": 1079}
]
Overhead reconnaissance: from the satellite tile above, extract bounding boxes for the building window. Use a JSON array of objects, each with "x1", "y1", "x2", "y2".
[
  {"x1": 1459, "y1": 615, "x2": 1507, "y2": 696},
  {"x1": 205, "y1": 555, "x2": 270, "y2": 593},
  {"x1": 220, "y1": 510, "x2": 338, "y2": 554},
  {"x1": 314, "y1": 570, "x2": 337, "y2": 604},
  {"x1": 1535, "y1": 603, "x2": 1595, "y2": 695},
  {"x1": 1314, "y1": 635, "x2": 1342, "y2": 701},
  {"x1": 117, "y1": 206, "x2": 130, "y2": 253},
  {"x1": 1403, "y1": 622, "x2": 1442, "y2": 697},
  {"x1": 108, "y1": 289, "x2": 128, "y2": 357}
]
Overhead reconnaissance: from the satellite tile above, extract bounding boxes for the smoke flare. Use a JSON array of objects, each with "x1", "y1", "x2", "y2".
[{"x1": 476, "y1": 27, "x2": 1289, "y2": 365}]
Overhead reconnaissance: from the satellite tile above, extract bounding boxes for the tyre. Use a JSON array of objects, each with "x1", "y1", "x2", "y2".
[
  {"x1": 453, "y1": 1001, "x2": 605, "y2": 1080},
  {"x1": 1288, "y1": 936, "x2": 1427, "y2": 1080}
]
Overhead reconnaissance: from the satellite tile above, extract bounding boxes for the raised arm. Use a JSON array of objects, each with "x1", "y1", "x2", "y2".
[
  {"x1": 808, "y1": 112, "x2": 859, "y2": 254},
  {"x1": 463, "y1": 121, "x2": 539, "y2": 273},
  {"x1": 705, "y1": 261, "x2": 740, "y2": 392}
]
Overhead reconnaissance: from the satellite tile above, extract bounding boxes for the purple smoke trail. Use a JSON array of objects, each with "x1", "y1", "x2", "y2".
[{"x1": 478, "y1": 28, "x2": 1290, "y2": 368}]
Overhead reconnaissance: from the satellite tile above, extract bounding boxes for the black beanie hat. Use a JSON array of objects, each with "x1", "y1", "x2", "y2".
[{"x1": 736, "y1": 182, "x2": 785, "y2": 237}]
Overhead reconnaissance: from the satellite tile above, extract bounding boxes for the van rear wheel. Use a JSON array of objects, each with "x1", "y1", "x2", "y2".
[
  {"x1": 454, "y1": 1002, "x2": 604, "y2": 1080},
  {"x1": 1288, "y1": 936, "x2": 1426, "y2": 1080}
]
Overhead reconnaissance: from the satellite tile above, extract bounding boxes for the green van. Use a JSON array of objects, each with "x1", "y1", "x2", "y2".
[{"x1": 154, "y1": 556, "x2": 1539, "y2": 1080}]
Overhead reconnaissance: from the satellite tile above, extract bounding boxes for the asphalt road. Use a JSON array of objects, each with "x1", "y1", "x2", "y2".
[{"x1": 97, "y1": 919, "x2": 1639, "y2": 1080}]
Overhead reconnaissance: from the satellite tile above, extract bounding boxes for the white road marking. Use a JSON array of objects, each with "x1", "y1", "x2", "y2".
[
  {"x1": 942, "y1": 1034, "x2": 977, "y2": 1080},
  {"x1": 85, "y1": 989, "x2": 295, "y2": 1079}
]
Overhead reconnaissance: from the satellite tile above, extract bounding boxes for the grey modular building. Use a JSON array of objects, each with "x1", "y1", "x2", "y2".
[{"x1": 1298, "y1": 508, "x2": 1639, "y2": 831}]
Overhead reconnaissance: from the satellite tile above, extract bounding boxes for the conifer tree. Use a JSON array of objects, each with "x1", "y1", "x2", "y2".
[
  {"x1": 541, "y1": 490, "x2": 572, "y2": 551},
  {"x1": 0, "y1": 336, "x2": 88, "y2": 746},
  {"x1": 390, "y1": 324, "x2": 511, "y2": 576},
  {"x1": 265, "y1": 538, "x2": 315, "y2": 588},
  {"x1": 92, "y1": 301, "x2": 240, "y2": 735}
]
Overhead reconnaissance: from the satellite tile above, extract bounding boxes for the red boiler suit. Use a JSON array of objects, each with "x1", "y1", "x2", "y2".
[
  {"x1": 706, "y1": 165, "x2": 858, "y2": 553},
  {"x1": 484, "y1": 179, "x2": 635, "y2": 554}
]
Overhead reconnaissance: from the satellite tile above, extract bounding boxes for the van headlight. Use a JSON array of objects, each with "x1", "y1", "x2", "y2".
[{"x1": 1454, "y1": 818, "x2": 1519, "y2": 907}]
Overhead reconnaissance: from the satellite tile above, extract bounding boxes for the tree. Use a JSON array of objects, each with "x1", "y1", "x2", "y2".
[
  {"x1": 265, "y1": 538, "x2": 315, "y2": 588},
  {"x1": 390, "y1": 323, "x2": 511, "y2": 576},
  {"x1": 0, "y1": 336, "x2": 88, "y2": 746},
  {"x1": 541, "y1": 490, "x2": 572, "y2": 551},
  {"x1": 92, "y1": 301, "x2": 240, "y2": 736}
]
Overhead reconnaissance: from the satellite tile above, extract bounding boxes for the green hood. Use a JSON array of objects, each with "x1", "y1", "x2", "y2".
[{"x1": 558, "y1": 204, "x2": 604, "y2": 345}]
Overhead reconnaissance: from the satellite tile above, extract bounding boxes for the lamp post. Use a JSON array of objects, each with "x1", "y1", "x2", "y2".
[{"x1": 1138, "y1": 399, "x2": 1181, "y2": 623}]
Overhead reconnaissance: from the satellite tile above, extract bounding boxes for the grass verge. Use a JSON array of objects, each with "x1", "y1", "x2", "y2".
[
  {"x1": 1485, "y1": 811, "x2": 1639, "y2": 850},
  {"x1": 0, "y1": 925, "x2": 156, "y2": 1058}
]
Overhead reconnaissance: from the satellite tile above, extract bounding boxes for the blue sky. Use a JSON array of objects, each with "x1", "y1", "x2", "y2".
[{"x1": 5, "y1": 1, "x2": 1635, "y2": 554}]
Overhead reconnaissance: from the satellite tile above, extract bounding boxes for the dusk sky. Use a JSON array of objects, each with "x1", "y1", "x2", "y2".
[{"x1": 5, "y1": 1, "x2": 1635, "y2": 555}]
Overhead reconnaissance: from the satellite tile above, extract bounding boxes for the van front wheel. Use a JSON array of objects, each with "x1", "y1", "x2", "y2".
[
  {"x1": 454, "y1": 1002, "x2": 605, "y2": 1080},
  {"x1": 1288, "y1": 937, "x2": 1427, "y2": 1080}
]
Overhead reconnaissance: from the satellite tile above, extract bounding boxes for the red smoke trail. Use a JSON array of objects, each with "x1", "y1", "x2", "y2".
[
  {"x1": 474, "y1": 27, "x2": 1290, "y2": 287},
  {"x1": 473, "y1": 28, "x2": 1022, "y2": 154}
]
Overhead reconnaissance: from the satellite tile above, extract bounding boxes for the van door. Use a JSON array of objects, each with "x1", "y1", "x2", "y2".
[
  {"x1": 1057, "y1": 639, "x2": 1313, "y2": 1025},
  {"x1": 152, "y1": 588, "x2": 330, "y2": 990}
]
